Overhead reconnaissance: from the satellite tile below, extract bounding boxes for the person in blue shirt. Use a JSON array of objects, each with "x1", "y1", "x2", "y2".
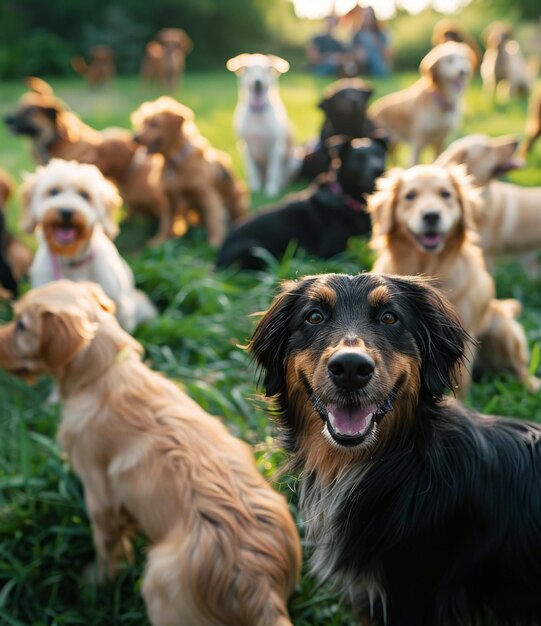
[
  {"x1": 307, "y1": 15, "x2": 345, "y2": 76},
  {"x1": 349, "y1": 5, "x2": 392, "y2": 78}
]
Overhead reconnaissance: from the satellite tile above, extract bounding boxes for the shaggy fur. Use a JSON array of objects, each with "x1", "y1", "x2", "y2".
[
  {"x1": 216, "y1": 135, "x2": 386, "y2": 270},
  {"x1": 368, "y1": 164, "x2": 538, "y2": 392},
  {"x1": 0, "y1": 170, "x2": 32, "y2": 297},
  {"x1": 250, "y1": 271, "x2": 541, "y2": 626},
  {"x1": 0, "y1": 280, "x2": 301, "y2": 626},
  {"x1": 22, "y1": 159, "x2": 156, "y2": 331},
  {"x1": 226, "y1": 53, "x2": 297, "y2": 196},
  {"x1": 368, "y1": 41, "x2": 474, "y2": 165},
  {"x1": 132, "y1": 96, "x2": 248, "y2": 247}
]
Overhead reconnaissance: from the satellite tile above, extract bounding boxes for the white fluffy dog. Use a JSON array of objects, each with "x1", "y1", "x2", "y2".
[
  {"x1": 226, "y1": 53, "x2": 297, "y2": 196},
  {"x1": 22, "y1": 159, "x2": 156, "y2": 332}
]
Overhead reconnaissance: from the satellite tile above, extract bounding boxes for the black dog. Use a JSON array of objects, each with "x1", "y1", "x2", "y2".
[
  {"x1": 0, "y1": 173, "x2": 18, "y2": 297},
  {"x1": 250, "y1": 272, "x2": 541, "y2": 626},
  {"x1": 298, "y1": 78, "x2": 376, "y2": 180},
  {"x1": 216, "y1": 136, "x2": 386, "y2": 270}
]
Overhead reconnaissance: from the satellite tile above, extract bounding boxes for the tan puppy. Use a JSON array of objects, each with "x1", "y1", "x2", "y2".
[
  {"x1": 368, "y1": 41, "x2": 475, "y2": 165},
  {"x1": 431, "y1": 18, "x2": 482, "y2": 68},
  {"x1": 132, "y1": 96, "x2": 247, "y2": 247},
  {"x1": 88, "y1": 130, "x2": 172, "y2": 246},
  {"x1": 4, "y1": 78, "x2": 102, "y2": 164},
  {"x1": 0, "y1": 280, "x2": 301, "y2": 626},
  {"x1": 435, "y1": 134, "x2": 541, "y2": 266},
  {"x1": 368, "y1": 164, "x2": 537, "y2": 392},
  {"x1": 72, "y1": 45, "x2": 116, "y2": 87},
  {"x1": 140, "y1": 41, "x2": 166, "y2": 86},
  {"x1": 157, "y1": 28, "x2": 193, "y2": 91}
]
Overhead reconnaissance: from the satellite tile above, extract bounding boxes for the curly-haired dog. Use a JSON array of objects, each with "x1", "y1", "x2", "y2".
[
  {"x1": 368, "y1": 164, "x2": 537, "y2": 391},
  {"x1": 22, "y1": 159, "x2": 156, "y2": 331},
  {"x1": 0, "y1": 280, "x2": 301, "y2": 626},
  {"x1": 226, "y1": 53, "x2": 297, "y2": 196},
  {"x1": 4, "y1": 77, "x2": 102, "y2": 164},
  {"x1": 298, "y1": 78, "x2": 375, "y2": 180},
  {"x1": 87, "y1": 130, "x2": 172, "y2": 246},
  {"x1": 132, "y1": 96, "x2": 247, "y2": 246},
  {"x1": 435, "y1": 133, "x2": 541, "y2": 272},
  {"x1": 0, "y1": 170, "x2": 32, "y2": 298},
  {"x1": 368, "y1": 41, "x2": 475, "y2": 164},
  {"x1": 250, "y1": 271, "x2": 541, "y2": 626},
  {"x1": 216, "y1": 135, "x2": 387, "y2": 270}
]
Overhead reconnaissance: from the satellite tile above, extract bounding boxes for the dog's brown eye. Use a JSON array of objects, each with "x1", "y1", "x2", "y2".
[
  {"x1": 306, "y1": 310, "x2": 324, "y2": 325},
  {"x1": 404, "y1": 191, "x2": 416, "y2": 201},
  {"x1": 78, "y1": 190, "x2": 91, "y2": 201},
  {"x1": 48, "y1": 187, "x2": 61, "y2": 196},
  {"x1": 440, "y1": 189, "x2": 451, "y2": 199},
  {"x1": 381, "y1": 311, "x2": 398, "y2": 325}
]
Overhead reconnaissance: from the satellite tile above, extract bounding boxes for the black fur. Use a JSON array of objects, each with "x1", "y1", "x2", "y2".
[
  {"x1": 298, "y1": 79, "x2": 376, "y2": 180},
  {"x1": 0, "y1": 211, "x2": 17, "y2": 296},
  {"x1": 216, "y1": 137, "x2": 386, "y2": 271},
  {"x1": 250, "y1": 272, "x2": 541, "y2": 626}
]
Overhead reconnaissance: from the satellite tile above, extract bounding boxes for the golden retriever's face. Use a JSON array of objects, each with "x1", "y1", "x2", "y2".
[
  {"x1": 421, "y1": 42, "x2": 474, "y2": 91},
  {"x1": 21, "y1": 159, "x2": 121, "y2": 252},
  {"x1": 394, "y1": 166, "x2": 464, "y2": 252},
  {"x1": 437, "y1": 134, "x2": 521, "y2": 185},
  {"x1": 0, "y1": 281, "x2": 113, "y2": 380}
]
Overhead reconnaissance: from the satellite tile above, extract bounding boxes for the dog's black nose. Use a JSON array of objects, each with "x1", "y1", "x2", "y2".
[
  {"x1": 423, "y1": 212, "x2": 440, "y2": 226},
  {"x1": 133, "y1": 134, "x2": 142, "y2": 144},
  {"x1": 3, "y1": 114, "x2": 14, "y2": 125},
  {"x1": 59, "y1": 208, "x2": 73, "y2": 222},
  {"x1": 328, "y1": 350, "x2": 375, "y2": 390},
  {"x1": 254, "y1": 79, "x2": 263, "y2": 93}
]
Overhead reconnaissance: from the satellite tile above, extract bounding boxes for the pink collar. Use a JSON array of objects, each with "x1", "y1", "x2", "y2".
[
  {"x1": 329, "y1": 180, "x2": 366, "y2": 212},
  {"x1": 432, "y1": 90, "x2": 453, "y2": 112},
  {"x1": 50, "y1": 247, "x2": 95, "y2": 279}
]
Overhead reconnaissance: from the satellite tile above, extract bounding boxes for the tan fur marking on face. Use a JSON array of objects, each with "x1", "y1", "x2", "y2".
[
  {"x1": 304, "y1": 283, "x2": 337, "y2": 308},
  {"x1": 368, "y1": 284, "x2": 391, "y2": 308}
]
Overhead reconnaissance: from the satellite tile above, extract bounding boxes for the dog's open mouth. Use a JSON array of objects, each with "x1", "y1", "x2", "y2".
[
  {"x1": 53, "y1": 226, "x2": 79, "y2": 245},
  {"x1": 325, "y1": 403, "x2": 378, "y2": 445},
  {"x1": 493, "y1": 159, "x2": 524, "y2": 176},
  {"x1": 415, "y1": 231, "x2": 444, "y2": 251}
]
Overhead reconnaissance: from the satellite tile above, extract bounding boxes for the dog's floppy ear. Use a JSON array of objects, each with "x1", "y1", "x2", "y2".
[
  {"x1": 81, "y1": 281, "x2": 116, "y2": 314},
  {"x1": 447, "y1": 164, "x2": 481, "y2": 234},
  {"x1": 419, "y1": 46, "x2": 442, "y2": 87},
  {"x1": 388, "y1": 275, "x2": 471, "y2": 401},
  {"x1": 267, "y1": 54, "x2": 290, "y2": 75},
  {"x1": 19, "y1": 169, "x2": 39, "y2": 234},
  {"x1": 25, "y1": 76, "x2": 54, "y2": 96},
  {"x1": 434, "y1": 144, "x2": 466, "y2": 169},
  {"x1": 249, "y1": 279, "x2": 310, "y2": 397},
  {"x1": 40, "y1": 309, "x2": 97, "y2": 374},
  {"x1": 367, "y1": 168, "x2": 402, "y2": 247},
  {"x1": 226, "y1": 54, "x2": 250, "y2": 75}
]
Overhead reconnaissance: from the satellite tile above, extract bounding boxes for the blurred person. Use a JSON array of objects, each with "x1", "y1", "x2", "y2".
[
  {"x1": 307, "y1": 15, "x2": 345, "y2": 76},
  {"x1": 349, "y1": 5, "x2": 392, "y2": 78}
]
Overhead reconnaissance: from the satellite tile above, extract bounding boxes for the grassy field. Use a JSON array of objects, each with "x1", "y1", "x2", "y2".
[{"x1": 1, "y1": 70, "x2": 541, "y2": 626}]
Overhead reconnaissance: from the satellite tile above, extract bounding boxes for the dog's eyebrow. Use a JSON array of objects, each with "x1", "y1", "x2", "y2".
[
  {"x1": 305, "y1": 284, "x2": 337, "y2": 307},
  {"x1": 368, "y1": 284, "x2": 391, "y2": 307}
]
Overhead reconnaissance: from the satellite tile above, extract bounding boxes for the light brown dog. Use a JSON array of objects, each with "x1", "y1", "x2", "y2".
[
  {"x1": 480, "y1": 23, "x2": 538, "y2": 100},
  {"x1": 368, "y1": 41, "x2": 475, "y2": 165},
  {"x1": 132, "y1": 96, "x2": 248, "y2": 246},
  {"x1": 435, "y1": 133, "x2": 541, "y2": 269},
  {"x1": 140, "y1": 41, "x2": 167, "y2": 86},
  {"x1": 0, "y1": 280, "x2": 301, "y2": 626},
  {"x1": 368, "y1": 164, "x2": 537, "y2": 392},
  {"x1": 0, "y1": 170, "x2": 32, "y2": 298},
  {"x1": 524, "y1": 91, "x2": 541, "y2": 155},
  {"x1": 88, "y1": 130, "x2": 172, "y2": 246},
  {"x1": 72, "y1": 45, "x2": 116, "y2": 87},
  {"x1": 157, "y1": 28, "x2": 193, "y2": 91},
  {"x1": 4, "y1": 77, "x2": 102, "y2": 164},
  {"x1": 431, "y1": 18, "x2": 482, "y2": 68}
]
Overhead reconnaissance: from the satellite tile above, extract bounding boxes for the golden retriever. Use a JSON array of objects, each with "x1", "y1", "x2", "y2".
[
  {"x1": 0, "y1": 280, "x2": 301, "y2": 626},
  {"x1": 368, "y1": 41, "x2": 475, "y2": 164},
  {"x1": 435, "y1": 133, "x2": 541, "y2": 270},
  {"x1": 368, "y1": 164, "x2": 538, "y2": 392},
  {"x1": 132, "y1": 96, "x2": 248, "y2": 246}
]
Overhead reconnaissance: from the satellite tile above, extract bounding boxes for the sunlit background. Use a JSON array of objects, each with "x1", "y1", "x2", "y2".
[{"x1": 291, "y1": 0, "x2": 473, "y2": 20}]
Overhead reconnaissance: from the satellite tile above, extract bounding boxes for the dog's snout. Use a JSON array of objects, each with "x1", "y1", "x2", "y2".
[
  {"x1": 328, "y1": 350, "x2": 375, "y2": 390},
  {"x1": 133, "y1": 134, "x2": 142, "y2": 144},
  {"x1": 3, "y1": 114, "x2": 14, "y2": 125},
  {"x1": 254, "y1": 79, "x2": 263, "y2": 93},
  {"x1": 59, "y1": 208, "x2": 74, "y2": 222},
  {"x1": 422, "y1": 212, "x2": 440, "y2": 226}
]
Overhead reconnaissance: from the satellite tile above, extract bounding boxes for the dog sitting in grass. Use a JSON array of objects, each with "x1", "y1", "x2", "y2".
[
  {"x1": 216, "y1": 135, "x2": 387, "y2": 270},
  {"x1": 0, "y1": 280, "x2": 301, "y2": 626}
]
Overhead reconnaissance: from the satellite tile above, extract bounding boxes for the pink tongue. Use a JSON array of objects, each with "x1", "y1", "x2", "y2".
[
  {"x1": 326, "y1": 404, "x2": 376, "y2": 437},
  {"x1": 54, "y1": 227, "x2": 77, "y2": 244},
  {"x1": 421, "y1": 233, "x2": 442, "y2": 247},
  {"x1": 251, "y1": 92, "x2": 265, "y2": 108}
]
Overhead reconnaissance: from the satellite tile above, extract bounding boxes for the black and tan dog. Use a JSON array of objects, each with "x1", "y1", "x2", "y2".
[
  {"x1": 298, "y1": 79, "x2": 375, "y2": 180},
  {"x1": 216, "y1": 135, "x2": 387, "y2": 270},
  {"x1": 250, "y1": 271, "x2": 541, "y2": 626}
]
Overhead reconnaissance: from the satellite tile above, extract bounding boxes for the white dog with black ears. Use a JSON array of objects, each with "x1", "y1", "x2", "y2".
[
  {"x1": 22, "y1": 159, "x2": 156, "y2": 332},
  {"x1": 227, "y1": 53, "x2": 298, "y2": 196}
]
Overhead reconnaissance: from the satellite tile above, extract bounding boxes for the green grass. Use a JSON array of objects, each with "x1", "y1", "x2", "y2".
[{"x1": 1, "y1": 70, "x2": 541, "y2": 625}]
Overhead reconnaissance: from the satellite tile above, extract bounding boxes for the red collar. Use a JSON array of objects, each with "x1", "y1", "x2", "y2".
[{"x1": 329, "y1": 180, "x2": 366, "y2": 212}]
